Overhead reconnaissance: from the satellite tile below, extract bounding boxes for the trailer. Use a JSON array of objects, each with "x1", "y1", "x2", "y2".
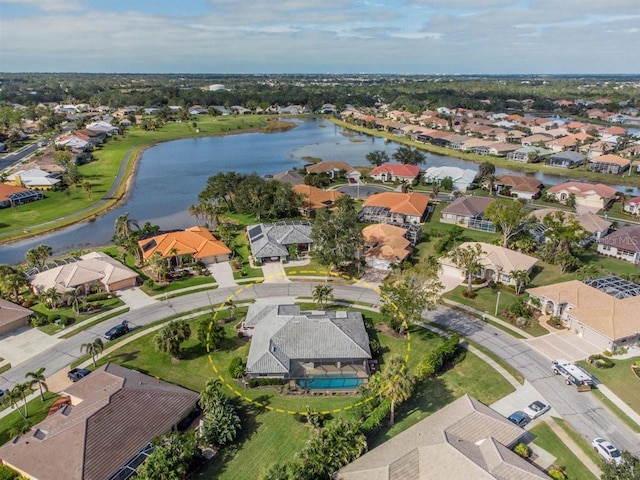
[{"x1": 551, "y1": 359, "x2": 593, "y2": 391}]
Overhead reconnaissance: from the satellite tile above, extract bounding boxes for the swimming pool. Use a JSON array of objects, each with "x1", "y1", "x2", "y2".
[{"x1": 296, "y1": 376, "x2": 363, "y2": 390}]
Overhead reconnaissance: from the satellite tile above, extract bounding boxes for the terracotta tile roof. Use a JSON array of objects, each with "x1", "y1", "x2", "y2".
[
  {"x1": 625, "y1": 196, "x2": 640, "y2": 206},
  {"x1": 369, "y1": 164, "x2": 421, "y2": 178},
  {"x1": 0, "y1": 363, "x2": 199, "y2": 480},
  {"x1": 440, "y1": 242, "x2": 538, "y2": 276},
  {"x1": 363, "y1": 192, "x2": 430, "y2": 216},
  {"x1": 0, "y1": 183, "x2": 30, "y2": 202},
  {"x1": 138, "y1": 226, "x2": 231, "y2": 261},
  {"x1": 527, "y1": 280, "x2": 640, "y2": 340},
  {"x1": 293, "y1": 184, "x2": 344, "y2": 210},
  {"x1": 497, "y1": 175, "x2": 543, "y2": 193},
  {"x1": 362, "y1": 224, "x2": 411, "y2": 262},
  {"x1": 591, "y1": 154, "x2": 631, "y2": 167},
  {"x1": 547, "y1": 182, "x2": 618, "y2": 200}
]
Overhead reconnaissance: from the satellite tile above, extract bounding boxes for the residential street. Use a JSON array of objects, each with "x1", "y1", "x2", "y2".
[{"x1": 1, "y1": 282, "x2": 638, "y2": 457}]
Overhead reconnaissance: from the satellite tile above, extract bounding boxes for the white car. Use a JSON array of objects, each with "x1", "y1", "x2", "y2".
[
  {"x1": 592, "y1": 438, "x2": 623, "y2": 465},
  {"x1": 523, "y1": 400, "x2": 550, "y2": 419}
]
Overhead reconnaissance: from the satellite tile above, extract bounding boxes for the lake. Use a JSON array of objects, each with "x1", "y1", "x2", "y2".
[{"x1": 0, "y1": 118, "x2": 636, "y2": 264}]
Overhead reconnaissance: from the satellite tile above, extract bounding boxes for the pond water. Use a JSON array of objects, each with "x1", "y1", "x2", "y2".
[{"x1": 0, "y1": 117, "x2": 636, "y2": 264}]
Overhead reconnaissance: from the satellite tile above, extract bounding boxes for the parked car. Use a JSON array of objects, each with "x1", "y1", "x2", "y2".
[
  {"x1": 523, "y1": 400, "x2": 550, "y2": 419},
  {"x1": 67, "y1": 368, "x2": 91, "y2": 382},
  {"x1": 508, "y1": 411, "x2": 531, "y2": 428},
  {"x1": 592, "y1": 438, "x2": 623, "y2": 465},
  {"x1": 104, "y1": 321, "x2": 130, "y2": 340},
  {"x1": 0, "y1": 388, "x2": 6, "y2": 400}
]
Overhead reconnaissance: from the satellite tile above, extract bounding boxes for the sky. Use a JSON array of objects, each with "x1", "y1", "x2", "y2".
[{"x1": 1, "y1": 0, "x2": 639, "y2": 74}]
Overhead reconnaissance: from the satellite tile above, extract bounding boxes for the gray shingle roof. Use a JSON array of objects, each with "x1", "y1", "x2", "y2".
[
  {"x1": 247, "y1": 222, "x2": 313, "y2": 259},
  {"x1": 245, "y1": 304, "x2": 371, "y2": 376}
]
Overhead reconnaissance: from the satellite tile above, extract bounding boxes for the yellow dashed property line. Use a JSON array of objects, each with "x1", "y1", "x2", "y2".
[{"x1": 204, "y1": 270, "x2": 411, "y2": 416}]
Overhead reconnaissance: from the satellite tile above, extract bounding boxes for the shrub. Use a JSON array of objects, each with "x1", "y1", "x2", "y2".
[
  {"x1": 57, "y1": 315, "x2": 71, "y2": 326},
  {"x1": 548, "y1": 467, "x2": 567, "y2": 480},
  {"x1": 462, "y1": 290, "x2": 477, "y2": 299},
  {"x1": 369, "y1": 338, "x2": 381, "y2": 358},
  {"x1": 228, "y1": 357, "x2": 246, "y2": 379},
  {"x1": 513, "y1": 443, "x2": 530, "y2": 458},
  {"x1": 416, "y1": 334, "x2": 461, "y2": 381},
  {"x1": 86, "y1": 292, "x2": 111, "y2": 302},
  {"x1": 248, "y1": 378, "x2": 285, "y2": 388},
  {"x1": 47, "y1": 313, "x2": 60, "y2": 323},
  {"x1": 588, "y1": 354, "x2": 615, "y2": 369},
  {"x1": 31, "y1": 315, "x2": 50, "y2": 327},
  {"x1": 548, "y1": 316, "x2": 563, "y2": 328},
  {"x1": 0, "y1": 464, "x2": 20, "y2": 479},
  {"x1": 361, "y1": 398, "x2": 391, "y2": 433}
]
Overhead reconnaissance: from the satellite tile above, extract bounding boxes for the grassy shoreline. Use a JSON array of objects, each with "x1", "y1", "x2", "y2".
[
  {"x1": 0, "y1": 116, "x2": 292, "y2": 246},
  {"x1": 329, "y1": 118, "x2": 640, "y2": 188}
]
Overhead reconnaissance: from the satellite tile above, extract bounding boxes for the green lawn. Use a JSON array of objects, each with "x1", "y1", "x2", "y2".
[
  {"x1": 33, "y1": 297, "x2": 126, "y2": 335},
  {"x1": 553, "y1": 417, "x2": 603, "y2": 467},
  {"x1": 444, "y1": 286, "x2": 548, "y2": 337},
  {"x1": 94, "y1": 306, "x2": 513, "y2": 480},
  {"x1": 0, "y1": 392, "x2": 60, "y2": 446},
  {"x1": 284, "y1": 258, "x2": 329, "y2": 276},
  {"x1": 530, "y1": 421, "x2": 597, "y2": 480},
  {"x1": 579, "y1": 357, "x2": 640, "y2": 421}
]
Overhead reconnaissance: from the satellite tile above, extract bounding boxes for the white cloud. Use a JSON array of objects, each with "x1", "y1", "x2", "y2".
[{"x1": 0, "y1": 0, "x2": 85, "y2": 12}]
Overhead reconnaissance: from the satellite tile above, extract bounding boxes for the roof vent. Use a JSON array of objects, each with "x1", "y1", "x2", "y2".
[{"x1": 33, "y1": 429, "x2": 48, "y2": 440}]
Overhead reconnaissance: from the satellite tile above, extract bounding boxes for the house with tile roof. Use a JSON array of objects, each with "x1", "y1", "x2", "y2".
[
  {"x1": 338, "y1": 394, "x2": 547, "y2": 480},
  {"x1": 422, "y1": 166, "x2": 477, "y2": 192},
  {"x1": 623, "y1": 196, "x2": 640, "y2": 216},
  {"x1": 306, "y1": 161, "x2": 361, "y2": 182},
  {"x1": 369, "y1": 164, "x2": 421, "y2": 183},
  {"x1": 527, "y1": 277, "x2": 640, "y2": 351},
  {"x1": 0, "y1": 184, "x2": 43, "y2": 208},
  {"x1": 246, "y1": 221, "x2": 313, "y2": 263},
  {"x1": 440, "y1": 196, "x2": 495, "y2": 231},
  {"x1": 270, "y1": 170, "x2": 305, "y2": 186},
  {"x1": 29, "y1": 252, "x2": 138, "y2": 296},
  {"x1": 0, "y1": 363, "x2": 199, "y2": 480},
  {"x1": 546, "y1": 182, "x2": 618, "y2": 211},
  {"x1": 292, "y1": 184, "x2": 344, "y2": 216},
  {"x1": 362, "y1": 224, "x2": 412, "y2": 270},
  {"x1": 359, "y1": 192, "x2": 430, "y2": 225},
  {"x1": 243, "y1": 304, "x2": 371, "y2": 382},
  {"x1": 528, "y1": 208, "x2": 612, "y2": 244},
  {"x1": 138, "y1": 226, "x2": 231, "y2": 265},
  {"x1": 493, "y1": 175, "x2": 543, "y2": 200},
  {"x1": 589, "y1": 154, "x2": 631, "y2": 175},
  {"x1": 0, "y1": 299, "x2": 33, "y2": 336},
  {"x1": 597, "y1": 225, "x2": 640, "y2": 264},
  {"x1": 439, "y1": 242, "x2": 537, "y2": 287},
  {"x1": 545, "y1": 150, "x2": 585, "y2": 169}
]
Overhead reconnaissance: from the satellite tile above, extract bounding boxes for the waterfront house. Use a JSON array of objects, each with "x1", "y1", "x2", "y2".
[
  {"x1": 292, "y1": 184, "x2": 344, "y2": 216},
  {"x1": 422, "y1": 166, "x2": 477, "y2": 192},
  {"x1": 359, "y1": 192, "x2": 430, "y2": 225},
  {"x1": 246, "y1": 221, "x2": 314, "y2": 263},
  {"x1": 545, "y1": 151, "x2": 585, "y2": 169},
  {"x1": 597, "y1": 226, "x2": 640, "y2": 264},
  {"x1": 440, "y1": 196, "x2": 495, "y2": 231},
  {"x1": 138, "y1": 226, "x2": 232, "y2": 265},
  {"x1": 546, "y1": 182, "x2": 618, "y2": 211},
  {"x1": 369, "y1": 164, "x2": 421, "y2": 183},
  {"x1": 589, "y1": 154, "x2": 631, "y2": 175}
]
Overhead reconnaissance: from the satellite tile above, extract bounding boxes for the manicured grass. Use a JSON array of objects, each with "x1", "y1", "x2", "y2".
[
  {"x1": 530, "y1": 421, "x2": 597, "y2": 480},
  {"x1": 463, "y1": 338, "x2": 525, "y2": 384},
  {"x1": 284, "y1": 258, "x2": 329, "y2": 276},
  {"x1": 0, "y1": 363, "x2": 11, "y2": 375},
  {"x1": 34, "y1": 297, "x2": 126, "y2": 335},
  {"x1": 444, "y1": 286, "x2": 548, "y2": 337},
  {"x1": 553, "y1": 417, "x2": 603, "y2": 467},
  {"x1": 579, "y1": 357, "x2": 640, "y2": 420},
  {"x1": 141, "y1": 275, "x2": 217, "y2": 295},
  {"x1": 0, "y1": 392, "x2": 60, "y2": 446},
  {"x1": 588, "y1": 389, "x2": 640, "y2": 434}
]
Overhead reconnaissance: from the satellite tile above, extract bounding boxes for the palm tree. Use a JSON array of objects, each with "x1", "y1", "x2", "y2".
[
  {"x1": 312, "y1": 284, "x2": 334, "y2": 307},
  {"x1": 81, "y1": 338, "x2": 104, "y2": 367},
  {"x1": 576, "y1": 264, "x2": 602, "y2": 282},
  {"x1": 13, "y1": 383, "x2": 32, "y2": 418},
  {"x1": 449, "y1": 243, "x2": 485, "y2": 294},
  {"x1": 3, "y1": 386, "x2": 26, "y2": 418},
  {"x1": 224, "y1": 299, "x2": 236, "y2": 319},
  {"x1": 373, "y1": 355, "x2": 414, "y2": 426},
  {"x1": 40, "y1": 287, "x2": 61, "y2": 309},
  {"x1": 147, "y1": 251, "x2": 169, "y2": 282},
  {"x1": 0, "y1": 266, "x2": 28, "y2": 302},
  {"x1": 113, "y1": 213, "x2": 142, "y2": 264},
  {"x1": 26, "y1": 367, "x2": 48, "y2": 401},
  {"x1": 154, "y1": 320, "x2": 191, "y2": 359},
  {"x1": 67, "y1": 287, "x2": 83, "y2": 314},
  {"x1": 511, "y1": 270, "x2": 531, "y2": 295},
  {"x1": 484, "y1": 173, "x2": 499, "y2": 195}
]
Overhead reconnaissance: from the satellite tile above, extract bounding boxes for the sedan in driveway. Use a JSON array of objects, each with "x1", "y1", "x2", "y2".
[
  {"x1": 104, "y1": 322, "x2": 130, "y2": 340},
  {"x1": 508, "y1": 411, "x2": 531, "y2": 428},
  {"x1": 523, "y1": 400, "x2": 550, "y2": 419},
  {"x1": 592, "y1": 437, "x2": 623, "y2": 465}
]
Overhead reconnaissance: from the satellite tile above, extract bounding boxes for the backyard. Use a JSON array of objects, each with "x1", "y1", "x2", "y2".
[{"x1": 95, "y1": 303, "x2": 514, "y2": 479}]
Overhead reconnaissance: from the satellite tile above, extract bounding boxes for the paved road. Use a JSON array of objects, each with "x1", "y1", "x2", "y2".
[
  {"x1": 0, "y1": 143, "x2": 40, "y2": 171},
  {"x1": 1, "y1": 282, "x2": 638, "y2": 456}
]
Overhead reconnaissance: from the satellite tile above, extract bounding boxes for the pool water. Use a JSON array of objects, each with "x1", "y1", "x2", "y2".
[{"x1": 296, "y1": 376, "x2": 363, "y2": 390}]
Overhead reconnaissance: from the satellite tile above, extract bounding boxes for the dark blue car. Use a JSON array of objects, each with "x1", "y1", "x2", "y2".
[{"x1": 508, "y1": 411, "x2": 531, "y2": 428}]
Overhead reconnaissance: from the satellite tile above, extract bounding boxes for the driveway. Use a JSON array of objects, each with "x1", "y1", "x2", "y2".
[
  {"x1": 261, "y1": 261, "x2": 289, "y2": 283},
  {"x1": 117, "y1": 287, "x2": 157, "y2": 309},
  {"x1": 438, "y1": 273, "x2": 461, "y2": 294},
  {"x1": 525, "y1": 329, "x2": 602, "y2": 362},
  {"x1": 206, "y1": 261, "x2": 238, "y2": 288},
  {"x1": 0, "y1": 327, "x2": 62, "y2": 369}
]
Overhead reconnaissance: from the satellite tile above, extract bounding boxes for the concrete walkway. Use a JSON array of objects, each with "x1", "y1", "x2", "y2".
[{"x1": 206, "y1": 262, "x2": 238, "y2": 288}]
